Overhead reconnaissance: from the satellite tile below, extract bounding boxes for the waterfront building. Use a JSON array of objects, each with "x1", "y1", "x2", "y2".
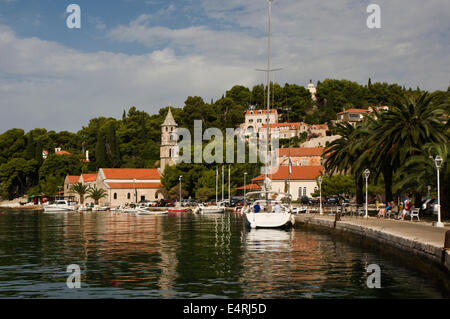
[
  {"x1": 63, "y1": 175, "x2": 80, "y2": 201},
  {"x1": 260, "y1": 122, "x2": 328, "y2": 141},
  {"x1": 95, "y1": 168, "x2": 164, "y2": 207},
  {"x1": 251, "y1": 166, "x2": 323, "y2": 200},
  {"x1": 160, "y1": 106, "x2": 178, "y2": 173},
  {"x1": 277, "y1": 147, "x2": 324, "y2": 167}
]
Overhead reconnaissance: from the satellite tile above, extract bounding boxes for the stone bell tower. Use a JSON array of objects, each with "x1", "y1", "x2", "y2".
[{"x1": 160, "y1": 105, "x2": 178, "y2": 172}]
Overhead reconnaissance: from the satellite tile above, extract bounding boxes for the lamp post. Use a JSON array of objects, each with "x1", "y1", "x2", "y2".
[
  {"x1": 434, "y1": 155, "x2": 444, "y2": 227},
  {"x1": 364, "y1": 169, "x2": 370, "y2": 218},
  {"x1": 318, "y1": 176, "x2": 323, "y2": 215},
  {"x1": 244, "y1": 172, "x2": 248, "y2": 204},
  {"x1": 179, "y1": 175, "x2": 183, "y2": 207}
]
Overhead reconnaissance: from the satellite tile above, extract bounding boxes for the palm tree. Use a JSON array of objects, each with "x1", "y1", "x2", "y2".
[
  {"x1": 394, "y1": 143, "x2": 449, "y2": 217},
  {"x1": 323, "y1": 122, "x2": 369, "y2": 204},
  {"x1": 86, "y1": 188, "x2": 108, "y2": 206},
  {"x1": 366, "y1": 92, "x2": 447, "y2": 202},
  {"x1": 69, "y1": 182, "x2": 89, "y2": 205}
]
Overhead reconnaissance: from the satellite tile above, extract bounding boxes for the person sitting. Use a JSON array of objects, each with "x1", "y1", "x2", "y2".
[
  {"x1": 377, "y1": 203, "x2": 387, "y2": 218},
  {"x1": 253, "y1": 203, "x2": 261, "y2": 213},
  {"x1": 385, "y1": 201, "x2": 394, "y2": 217},
  {"x1": 274, "y1": 202, "x2": 282, "y2": 214},
  {"x1": 397, "y1": 200, "x2": 412, "y2": 220}
]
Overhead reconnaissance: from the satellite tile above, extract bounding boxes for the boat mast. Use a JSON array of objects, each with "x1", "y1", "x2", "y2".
[
  {"x1": 216, "y1": 166, "x2": 218, "y2": 205},
  {"x1": 265, "y1": 0, "x2": 273, "y2": 200}
]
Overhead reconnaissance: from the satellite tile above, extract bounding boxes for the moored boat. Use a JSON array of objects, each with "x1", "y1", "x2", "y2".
[
  {"x1": 43, "y1": 200, "x2": 76, "y2": 212},
  {"x1": 242, "y1": 191, "x2": 294, "y2": 229}
]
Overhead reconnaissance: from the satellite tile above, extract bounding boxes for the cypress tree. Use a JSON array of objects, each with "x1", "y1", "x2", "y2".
[{"x1": 95, "y1": 130, "x2": 107, "y2": 168}]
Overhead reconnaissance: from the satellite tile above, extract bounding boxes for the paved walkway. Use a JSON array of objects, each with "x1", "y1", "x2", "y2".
[
  {"x1": 295, "y1": 214, "x2": 450, "y2": 272},
  {"x1": 299, "y1": 214, "x2": 449, "y2": 248}
]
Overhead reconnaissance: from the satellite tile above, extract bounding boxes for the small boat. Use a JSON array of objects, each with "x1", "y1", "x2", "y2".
[
  {"x1": 137, "y1": 210, "x2": 168, "y2": 216},
  {"x1": 78, "y1": 205, "x2": 91, "y2": 211},
  {"x1": 194, "y1": 203, "x2": 225, "y2": 215},
  {"x1": 242, "y1": 191, "x2": 295, "y2": 229},
  {"x1": 43, "y1": 200, "x2": 76, "y2": 212},
  {"x1": 92, "y1": 206, "x2": 109, "y2": 211}
]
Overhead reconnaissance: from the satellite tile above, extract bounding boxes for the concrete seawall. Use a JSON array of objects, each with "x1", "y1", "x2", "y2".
[{"x1": 294, "y1": 214, "x2": 450, "y2": 275}]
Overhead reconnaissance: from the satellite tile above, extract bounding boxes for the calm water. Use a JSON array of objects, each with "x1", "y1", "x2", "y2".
[{"x1": 0, "y1": 210, "x2": 448, "y2": 298}]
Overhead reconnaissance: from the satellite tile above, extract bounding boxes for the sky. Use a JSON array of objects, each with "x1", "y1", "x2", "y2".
[{"x1": 0, "y1": 0, "x2": 449, "y2": 133}]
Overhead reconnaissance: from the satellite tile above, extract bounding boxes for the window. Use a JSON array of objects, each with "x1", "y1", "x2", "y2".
[
  {"x1": 155, "y1": 193, "x2": 158, "y2": 199},
  {"x1": 169, "y1": 149, "x2": 172, "y2": 157},
  {"x1": 113, "y1": 193, "x2": 117, "y2": 200},
  {"x1": 127, "y1": 193, "x2": 131, "y2": 199},
  {"x1": 249, "y1": 119, "x2": 253, "y2": 123},
  {"x1": 141, "y1": 196, "x2": 145, "y2": 201},
  {"x1": 298, "y1": 187, "x2": 302, "y2": 198},
  {"x1": 257, "y1": 119, "x2": 262, "y2": 123},
  {"x1": 303, "y1": 187, "x2": 307, "y2": 196},
  {"x1": 314, "y1": 187, "x2": 318, "y2": 192}
]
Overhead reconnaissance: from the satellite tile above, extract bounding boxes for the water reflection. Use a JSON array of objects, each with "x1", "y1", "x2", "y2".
[{"x1": 0, "y1": 210, "x2": 447, "y2": 298}]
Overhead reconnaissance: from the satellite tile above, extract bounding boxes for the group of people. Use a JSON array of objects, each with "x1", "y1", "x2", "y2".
[
  {"x1": 252, "y1": 202, "x2": 282, "y2": 213},
  {"x1": 377, "y1": 197, "x2": 415, "y2": 220}
]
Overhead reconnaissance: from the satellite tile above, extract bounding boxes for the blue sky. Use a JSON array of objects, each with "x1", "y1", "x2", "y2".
[{"x1": 0, "y1": 0, "x2": 449, "y2": 132}]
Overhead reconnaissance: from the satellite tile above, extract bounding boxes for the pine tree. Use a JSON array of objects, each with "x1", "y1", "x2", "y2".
[
  {"x1": 368, "y1": 77, "x2": 372, "y2": 88},
  {"x1": 25, "y1": 134, "x2": 35, "y2": 160}
]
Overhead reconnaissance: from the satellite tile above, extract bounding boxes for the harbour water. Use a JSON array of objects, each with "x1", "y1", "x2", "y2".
[{"x1": 0, "y1": 210, "x2": 448, "y2": 298}]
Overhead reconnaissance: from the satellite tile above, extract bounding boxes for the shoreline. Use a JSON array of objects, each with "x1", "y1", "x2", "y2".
[{"x1": 294, "y1": 214, "x2": 450, "y2": 276}]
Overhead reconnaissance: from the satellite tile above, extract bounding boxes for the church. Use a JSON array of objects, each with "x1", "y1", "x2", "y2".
[{"x1": 64, "y1": 106, "x2": 178, "y2": 207}]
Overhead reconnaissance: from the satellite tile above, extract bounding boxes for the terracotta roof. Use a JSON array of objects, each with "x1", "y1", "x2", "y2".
[
  {"x1": 261, "y1": 122, "x2": 300, "y2": 129},
  {"x1": 236, "y1": 184, "x2": 261, "y2": 190},
  {"x1": 252, "y1": 166, "x2": 323, "y2": 181},
  {"x1": 81, "y1": 174, "x2": 97, "y2": 182},
  {"x1": 246, "y1": 109, "x2": 277, "y2": 116},
  {"x1": 43, "y1": 150, "x2": 48, "y2": 154},
  {"x1": 278, "y1": 147, "x2": 324, "y2": 157},
  {"x1": 107, "y1": 182, "x2": 162, "y2": 189},
  {"x1": 66, "y1": 175, "x2": 80, "y2": 184},
  {"x1": 337, "y1": 108, "x2": 369, "y2": 115},
  {"x1": 55, "y1": 150, "x2": 71, "y2": 155},
  {"x1": 101, "y1": 168, "x2": 161, "y2": 180}
]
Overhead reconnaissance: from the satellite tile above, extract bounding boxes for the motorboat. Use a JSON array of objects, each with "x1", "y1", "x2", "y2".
[
  {"x1": 242, "y1": 191, "x2": 295, "y2": 229},
  {"x1": 194, "y1": 203, "x2": 225, "y2": 215},
  {"x1": 92, "y1": 206, "x2": 109, "y2": 211},
  {"x1": 43, "y1": 200, "x2": 76, "y2": 212},
  {"x1": 137, "y1": 210, "x2": 168, "y2": 216}
]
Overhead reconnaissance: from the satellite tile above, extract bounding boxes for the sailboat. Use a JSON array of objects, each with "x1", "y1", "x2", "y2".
[
  {"x1": 195, "y1": 167, "x2": 226, "y2": 214},
  {"x1": 242, "y1": 0, "x2": 294, "y2": 229}
]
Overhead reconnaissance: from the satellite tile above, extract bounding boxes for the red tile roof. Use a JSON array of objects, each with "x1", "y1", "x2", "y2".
[
  {"x1": 66, "y1": 175, "x2": 80, "y2": 184},
  {"x1": 261, "y1": 122, "x2": 300, "y2": 129},
  {"x1": 337, "y1": 108, "x2": 369, "y2": 115},
  {"x1": 278, "y1": 147, "x2": 324, "y2": 157},
  {"x1": 107, "y1": 182, "x2": 162, "y2": 189},
  {"x1": 55, "y1": 150, "x2": 71, "y2": 155},
  {"x1": 246, "y1": 109, "x2": 277, "y2": 116},
  {"x1": 236, "y1": 183, "x2": 261, "y2": 191},
  {"x1": 81, "y1": 174, "x2": 97, "y2": 182},
  {"x1": 252, "y1": 166, "x2": 323, "y2": 181},
  {"x1": 101, "y1": 168, "x2": 161, "y2": 180}
]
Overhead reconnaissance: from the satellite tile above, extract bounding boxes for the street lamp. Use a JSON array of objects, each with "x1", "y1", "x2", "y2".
[
  {"x1": 434, "y1": 155, "x2": 444, "y2": 227},
  {"x1": 364, "y1": 169, "x2": 370, "y2": 218},
  {"x1": 179, "y1": 175, "x2": 183, "y2": 207},
  {"x1": 318, "y1": 176, "x2": 323, "y2": 215}
]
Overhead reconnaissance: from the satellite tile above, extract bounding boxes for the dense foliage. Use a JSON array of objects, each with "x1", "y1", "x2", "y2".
[{"x1": 0, "y1": 79, "x2": 447, "y2": 204}]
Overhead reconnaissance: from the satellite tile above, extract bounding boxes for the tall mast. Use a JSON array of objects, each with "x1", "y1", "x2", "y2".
[{"x1": 265, "y1": 0, "x2": 272, "y2": 182}]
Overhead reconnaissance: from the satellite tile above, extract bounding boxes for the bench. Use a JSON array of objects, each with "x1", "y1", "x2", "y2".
[{"x1": 408, "y1": 208, "x2": 420, "y2": 222}]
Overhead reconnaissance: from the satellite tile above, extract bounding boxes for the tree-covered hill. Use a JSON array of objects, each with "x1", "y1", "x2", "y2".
[{"x1": 0, "y1": 79, "x2": 448, "y2": 200}]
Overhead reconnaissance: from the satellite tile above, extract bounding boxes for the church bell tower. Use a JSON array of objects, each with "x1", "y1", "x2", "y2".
[{"x1": 160, "y1": 105, "x2": 178, "y2": 172}]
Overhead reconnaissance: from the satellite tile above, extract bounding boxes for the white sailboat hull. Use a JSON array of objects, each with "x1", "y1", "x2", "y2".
[
  {"x1": 244, "y1": 212, "x2": 294, "y2": 229},
  {"x1": 200, "y1": 206, "x2": 225, "y2": 214}
]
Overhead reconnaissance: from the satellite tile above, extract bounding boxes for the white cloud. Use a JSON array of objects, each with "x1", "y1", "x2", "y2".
[{"x1": 0, "y1": 0, "x2": 449, "y2": 133}]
